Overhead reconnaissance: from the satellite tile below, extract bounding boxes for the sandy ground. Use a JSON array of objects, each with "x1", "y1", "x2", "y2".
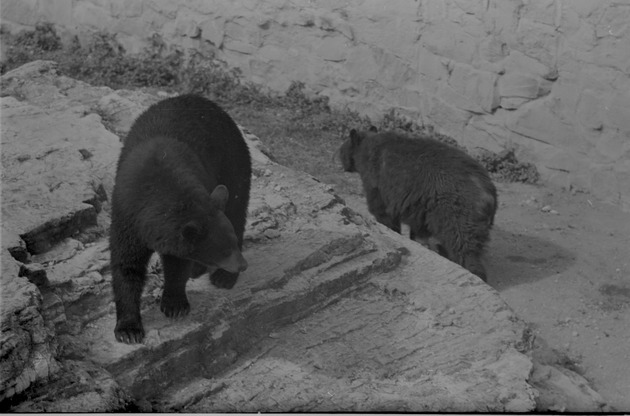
[
  {"x1": 341, "y1": 180, "x2": 630, "y2": 411},
  {"x1": 487, "y1": 182, "x2": 630, "y2": 411}
]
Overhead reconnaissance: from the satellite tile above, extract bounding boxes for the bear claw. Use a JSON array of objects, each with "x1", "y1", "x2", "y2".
[
  {"x1": 115, "y1": 323, "x2": 145, "y2": 344},
  {"x1": 160, "y1": 299, "x2": 190, "y2": 318}
]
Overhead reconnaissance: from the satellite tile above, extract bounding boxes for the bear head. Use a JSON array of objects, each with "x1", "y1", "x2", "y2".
[
  {"x1": 143, "y1": 184, "x2": 248, "y2": 274},
  {"x1": 338, "y1": 126, "x2": 378, "y2": 172}
]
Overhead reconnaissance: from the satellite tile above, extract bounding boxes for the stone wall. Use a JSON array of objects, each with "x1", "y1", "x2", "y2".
[{"x1": 2, "y1": 0, "x2": 629, "y2": 210}]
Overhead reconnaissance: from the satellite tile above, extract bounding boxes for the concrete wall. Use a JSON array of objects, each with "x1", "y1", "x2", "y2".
[{"x1": 2, "y1": 0, "x2": 629, "y2": 210}]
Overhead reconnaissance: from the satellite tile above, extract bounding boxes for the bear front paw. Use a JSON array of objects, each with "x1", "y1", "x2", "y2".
[
  {"x1": 160, "y1": 297, "x2": 190, "y2": 318},
  {"x1": 115, "y1": 320, "x2": 145, "y2": 344},
  {"x1": 210, "y1": 269, "x2": 239, "y2": 289}
]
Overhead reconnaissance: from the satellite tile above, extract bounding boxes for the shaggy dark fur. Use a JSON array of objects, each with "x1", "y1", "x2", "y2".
[
  {"x1": 339, "y1": 128, "x2": 497, "y2": 281},
  {"x1": 110, "y1": 94, "x2": 251, "y2": 344}
]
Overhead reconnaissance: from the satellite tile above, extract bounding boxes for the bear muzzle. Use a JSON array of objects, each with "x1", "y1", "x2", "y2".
[{"x1": 216, "y1": 250, "x2": 248, "y2": 274}]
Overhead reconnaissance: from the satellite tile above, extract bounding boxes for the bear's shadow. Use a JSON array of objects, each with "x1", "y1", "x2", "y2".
[{"x1": 485, "y1": 226, "x2": 575, "y2": 290}]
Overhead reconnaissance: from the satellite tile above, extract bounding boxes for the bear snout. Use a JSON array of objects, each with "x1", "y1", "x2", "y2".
[{"x1": 218, "y1": 250, "x2": 248, "y2": 273}]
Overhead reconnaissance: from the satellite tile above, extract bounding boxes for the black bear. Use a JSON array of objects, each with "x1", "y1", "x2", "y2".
[
  {"x1": 110, "y1": 94, "x2": 251, "y2": 344},
  {"x1": 339, "y1": 127, "x2": 497, "y2": 281}
]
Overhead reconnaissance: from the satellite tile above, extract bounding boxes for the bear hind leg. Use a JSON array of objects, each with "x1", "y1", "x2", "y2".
[
  {"x1": 410, "y1": 222, "x2": 443, "y2": 254},
  {"x1": 366, "y1": 187, "x2": 401, "y2": 233},
  {"x1": 160, "y1": 255, "x2": 193, "y2": 318}
]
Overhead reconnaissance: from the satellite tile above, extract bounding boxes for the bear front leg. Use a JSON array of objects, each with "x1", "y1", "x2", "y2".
[
  {"x1": 365, "y1": 187, "x2": 401, "y2": 233},
  {"x1": 160, "y1": 255, "x2": 192, "y2": 318},
  {"x1": 112, "y1": 259, "x2": 150, "y2": 344},
  {"x1": 190, "y1": 262, "x2": 208, "y2": 279}
]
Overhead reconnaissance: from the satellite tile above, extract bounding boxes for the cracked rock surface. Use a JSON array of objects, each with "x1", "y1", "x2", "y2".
[{"x1": 0, "y1": 61, "x2": 606, "y2": 412}]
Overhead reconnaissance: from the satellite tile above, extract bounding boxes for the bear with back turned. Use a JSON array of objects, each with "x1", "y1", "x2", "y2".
[
  {"x1": 339, "y1": 127, "x2": 497, "y2": 281},
  {"x1": 110, "y1": 94, "x2": 251, "y2": 344}
]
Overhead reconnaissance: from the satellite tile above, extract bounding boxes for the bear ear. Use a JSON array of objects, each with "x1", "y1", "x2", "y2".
[
  {"x1": 181, "y1": 220, "x2": 205, "y2": 243},
  {"x1": 210, "y1": 184, "x2": 229, "y2": 211},
  {"x1": 368, "y1": 125, "x2": 378, "y2": 132}
]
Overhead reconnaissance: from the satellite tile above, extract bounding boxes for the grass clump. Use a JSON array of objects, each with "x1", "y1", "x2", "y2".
[
  {"x1": 2, "y1": 27, "x2": 182, "y2": 89},
  {"x1": 58, "y1": 33, "x2": 183, "y2": 89},
  {"x1": 1, "y1": 23, "x2": 538, "y2": 188}
]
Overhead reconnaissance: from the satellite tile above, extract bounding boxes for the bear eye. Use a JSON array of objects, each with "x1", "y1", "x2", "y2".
[{"x1": 181, "y1": 221, "x2": 203, "y2": 241}]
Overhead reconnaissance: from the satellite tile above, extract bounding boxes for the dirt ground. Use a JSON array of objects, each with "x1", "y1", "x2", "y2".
[
  {"x1": 339, "y1": 179, "x2": 630, "y2": 411},
  {"x1": 487, "y1": 181, "x2": 630, "y2": 411}
]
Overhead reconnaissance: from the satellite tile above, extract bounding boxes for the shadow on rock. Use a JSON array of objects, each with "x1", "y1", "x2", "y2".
[{"x1": 485, "y1": 227, "x2": 575, "y2": 289}]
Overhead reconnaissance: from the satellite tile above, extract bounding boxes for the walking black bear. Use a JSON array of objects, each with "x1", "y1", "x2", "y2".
[
  {"x1": 339, "y1": 127, "x2": 497, "y2": 281},
  {"x1": 110, "y1": 94, "x2": 251, "y2": 344}
]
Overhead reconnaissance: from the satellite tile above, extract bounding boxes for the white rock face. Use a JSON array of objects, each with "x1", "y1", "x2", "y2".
[{"x1": 4, "y1": 0, "x2": 627, "y2": 208}]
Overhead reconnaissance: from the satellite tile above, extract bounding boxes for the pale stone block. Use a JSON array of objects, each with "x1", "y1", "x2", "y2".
[
  {"x1": 315, "y1": 36, "x2": 349, "y2": 62},
  {"x1": 479, "y1": 35, "x2": 508, "y2": 63},
  {"x1": 345, "y1": 45, "x2": 379, "y2": 82},
  {"x1": 576, "y1": 90, "x2": 604, "y2": 131},
  {"x1": 482, "y1": 1, "x2": 520, "y2": 41},
  {"x1": 550, "y1": 76, "x2": 581, "y2": 119},
  {"x1": 466, "y1": 114, "x2": 512, "y2": 153},
  {"x1": 439, "y1": 83, "x2": 485, "y2": 114},
  {"x1": 175, "y1": 12, "x2": 200, "y2": 38},
  {"x1": 224, "y1": 39, "x2": 257, "y2": 55},
  {"x1": 419, "y1": 0, "x2": 449, "y2": 21},
  {"x1": 258, "y1": 44, "x2": 287, "y2": 63},
  {"x1": 562, "y1": 14, "x2": 597, "y2": 53},
  {"x1": 38, "y1": 0, "x2": 75, "y2": 27},
  {"x1": 596, "y1": 131, "x2": 629, "y2": 162},
  {"x1": 507, "y1": 102, "x2": 590, "y2": 154},
  {"x1": 348, "y1": 6, "x2": 418, "y2": 55},
  {"x1": 515, "y1": 19, "x2": 558, "y2": 68},
  {"x1": 417, "y1": 47, "x2": 449, "y2": 82},
  {"x1": 570, "y1": 0, "x2": 602, "y2": 18},
  {"x1": 593, "y1": 5, "x2": 630, "y2": 38},
  {"x1": 544, "y1": 149, "x2": 592, "y2": 175},
  {"x1": 420, "y1": 22, "x2": 476, "y2": 64},
  {"x1": 521, "y1": 0, "x2": 557, "y2": 26},
  {"x1": 375, "y1": 51, "x2": 417, "y2": 90},
  {"x1": 498, "y1": 72, "x2": 543, "y2": 99},
  {"x1": 451, "y1": 0, "x2": 486, "y2": 17},
  {"x1": 109, "y1": 0, "x2": 142, "y2": 18},
  {"x1": 200, "y1": 18, "x2": 224, "y2": 47},
  {"x1": 71, "y1": 1, "x2": 113, "y2": 31},
  {"x1": 500, "y1": 97, "x2": 531, "y2": 110},
  {"x1": 607, "y1": 91, "x2": 630, "y2": 133},
  {"x1": 426, "y1": 95, "x2": 472, "y2": 137},
  {"x1": 145, "y1": 0, "x2": 179, "y2": 19},
  {"x1": 447, "y1": 63, "x2": 499, "y2": 113},
  {"x1": 502, "y1": 50, "x2": 554, "y2": 79},
  {"x1": 1, "y1": 0, "x2": 40, "y2": 26},
  {"x1": 614, "y1": 160, "x2": 630, "y2": 192},
  {"x1": 397, "y1": 88, "x2": 425, "y2": 113},
  {"x1": 590, "y1": 167, "x2": 621, "y2": 206}
]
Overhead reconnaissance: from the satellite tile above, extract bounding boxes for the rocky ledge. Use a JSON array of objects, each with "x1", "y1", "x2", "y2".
[{"x1": 0, "y1": 61, "x2": 606, "y2": 412}]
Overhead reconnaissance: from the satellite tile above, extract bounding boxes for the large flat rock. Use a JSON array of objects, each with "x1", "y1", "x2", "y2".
[
  {"x1": 166, "y1": 234, "x2": 535, "y2": 412},
  {"x1": 1, "y1": 60, "x2": 547, "y2": 412}
]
